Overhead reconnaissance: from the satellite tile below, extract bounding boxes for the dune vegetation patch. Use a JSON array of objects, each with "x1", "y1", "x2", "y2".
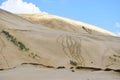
[
  {"x1": 70, "y1": 60, "x2": 78, "y2": 66},
  {"x1": 1, "y1": 30, "x2": 40, "y2": 59},
  {"x1": 1, "y1": 30, "x2": 29, "y2": 51}
]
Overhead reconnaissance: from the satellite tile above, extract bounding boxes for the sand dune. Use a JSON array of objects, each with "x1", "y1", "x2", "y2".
[
  {"x1": 18, "y1": 14, "x2": 116, "y2": 36},
  {"x1": 0, "y1": 8, "x2": 120, "y2": 70},
  {"x1": 0, "y1": 8, "x2": 120, "y2": 80}
]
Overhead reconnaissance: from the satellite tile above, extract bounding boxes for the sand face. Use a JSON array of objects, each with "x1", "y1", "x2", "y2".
[
  {"x1": 0, "y1": 8, "x2": 120, "y2": 70},
  {"x1": 0, "y1": 8, "x2": 120, "y2": 80}
]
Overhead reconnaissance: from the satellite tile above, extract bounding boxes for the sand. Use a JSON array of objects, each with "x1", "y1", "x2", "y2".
[
  {"x1": 0, "y1": 8, "x2": 120, "y2": 80},
  {"x1": 0, "y1": 65, "x2": 120, "y2": 80},
  {"x1": 18, "y1": 14, "x2": 116, "y2": 36}
]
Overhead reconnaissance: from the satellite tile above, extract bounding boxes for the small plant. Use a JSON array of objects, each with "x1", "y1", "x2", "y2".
[
  {"x1": 2, "y1": 30, "x2": 29, "y2": 51},
  {"x1": 113, "y1": 54, "x2": 120, "y2": 58},
  {"x1": 29, "y1": 52, "x2": 40, "y2": 59},
  {"x1": 70, "y1": 60, "x2": 77, "y2": 66},
  {"x1": 2, "y1": 30, "x2": 40, "y2": 59}
]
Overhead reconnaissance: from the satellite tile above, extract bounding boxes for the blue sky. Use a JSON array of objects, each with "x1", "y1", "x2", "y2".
[{"x1": 0, "y1": 0, "x2": 120, "y2": 35}]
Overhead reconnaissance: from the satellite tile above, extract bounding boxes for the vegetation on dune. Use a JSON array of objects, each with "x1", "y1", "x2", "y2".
[
  {"x1": 2, "y1": 30, "x2": 29, "y2": 51},
  {"x1": 29, "y1": 52, "x2": 40, "y2": 59},
  {"x1": 1, "y1": 30, "x2": 40, "y2": 59},
  {"x1": 113, "y1": 54, "x2": 120, "y2": 58},
  {"x1": 70, "y1": 60, "x2": 77, "y2": 66}
]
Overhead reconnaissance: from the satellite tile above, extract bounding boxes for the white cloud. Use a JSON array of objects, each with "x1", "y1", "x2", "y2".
[
  {"x1": 0, "y1": 0, "x2": 41, "y2": 13},
  {"x1": 115, "y1": 22, "x2": 120, "y2": 28}
]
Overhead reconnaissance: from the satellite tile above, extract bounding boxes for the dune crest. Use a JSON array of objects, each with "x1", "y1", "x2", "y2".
[{"x1": 18, "y1": 14, "x2": 116, "y2": 36}]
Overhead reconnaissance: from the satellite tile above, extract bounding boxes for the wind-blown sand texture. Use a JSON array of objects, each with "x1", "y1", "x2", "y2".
[{"x1": 0, "y1": 8, "x2": 120, "y2": 80}]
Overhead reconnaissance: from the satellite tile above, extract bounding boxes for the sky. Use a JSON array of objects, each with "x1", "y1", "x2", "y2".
[{"x1": 0, "y1": 0, "x2": 120, "y2": 35}]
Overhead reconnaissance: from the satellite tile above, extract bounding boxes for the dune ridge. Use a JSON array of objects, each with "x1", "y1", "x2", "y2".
[{"x1": 18, "y1": 13, "x2": 116, "y2": 36}]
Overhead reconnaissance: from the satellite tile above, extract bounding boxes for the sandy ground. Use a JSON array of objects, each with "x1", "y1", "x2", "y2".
[
  {"x1": 0, "y1": 9, "x2": 120, "y2": 80},
  {"x1": 0, "y1": 65, "x2": 120, "y2": 80}
]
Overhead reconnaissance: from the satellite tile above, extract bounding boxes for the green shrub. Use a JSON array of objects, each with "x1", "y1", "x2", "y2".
[
  {"x1": 29, "y1": 52, "x2": 39, "y2": 59},
  {"x1": 113, "y1": 54, "x2": 120, "y2": 58},
  {"x1": 2, "y1": 30, "x2": 29, "y2": 51},
  {"x1": 70, "y1": 60, "x2": 77, "y2": 66}
]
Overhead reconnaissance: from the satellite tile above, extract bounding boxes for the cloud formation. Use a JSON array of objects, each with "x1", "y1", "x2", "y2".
[{"x1": 0, "y1": 0, "x2": 41, "y2": 13}]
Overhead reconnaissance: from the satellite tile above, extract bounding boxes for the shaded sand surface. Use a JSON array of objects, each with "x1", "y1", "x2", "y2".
[{"x1": 0, "y1": 65, "x2": 120, "y2": 80}]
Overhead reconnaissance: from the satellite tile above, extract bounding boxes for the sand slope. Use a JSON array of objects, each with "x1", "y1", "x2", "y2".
[
  {"x1": 0, "y1": 9, "x2": 120, "y2": 70},
  {"x1": 18, "y1": 14, "x2": 116, "y2": 36}
]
